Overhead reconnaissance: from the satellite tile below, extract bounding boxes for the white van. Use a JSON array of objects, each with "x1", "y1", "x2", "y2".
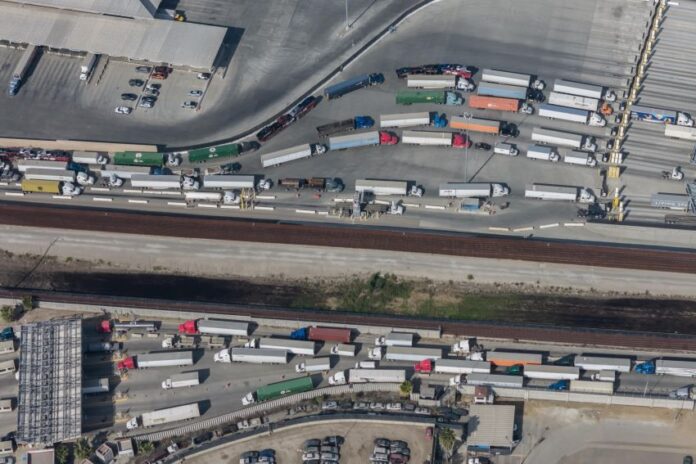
[
  {"x1": 0, "y1": 399, "x2": 13, "y2": 413},
  {"x1": 494, "y1": 143, "x2": 519, "y2": 156}
]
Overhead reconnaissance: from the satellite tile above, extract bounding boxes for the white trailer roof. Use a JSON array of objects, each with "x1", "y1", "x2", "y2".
[
  {"x1": 487, "y1": 351, "x2": 543, "y2": 363},
  {"x1": 402, "y1": 130, "x2": 451, "y2": 141},
  {"x1": 450, "y1": 116, "x2": 500, "y2": 128},
  {"x1": 387, "y1": 332, "x2": 414, "y2": 342},
  {"x1": 3, "y1": 0, "x2": 163, "y2": 19},
  {"x1": 170, "y1": 372, "x2": 199, "y2": 382},
  {"x1": 656, "y1": 359, "x2": 696, "y2": 369},
  {"x1": 532, "y1": 128, "x2": 584, "y2": 142},
  {"x1": 387, "y1": 346, "x2": 443, "y2": 357},
  {"x1": 203, "y1": 175, "x2": 255, "y2": 188},
  {"x1": 231, "y1": 347, "x2": 289, "y2": 358},
  {"x1": 574, "y1": 356, "x2": 631, "y2": 369},
  {"x1": 197, "y1": 320, "x2": 249, "y2": 333},
  {"x1": 260, "y1": 144, "x2": 311, "y2": 164},
  {"x1": 523, "y1": 365, "x2": 580, "y2": 375},
  {"x1": 380, "y1": 112, "x2": 430, "y2": 122},
  {"x1": 138, "y1": 351, "x2": 193, "y2": 363},
  {"x1": 355, "y1": 179, "x2": 408, "y2": 191}
]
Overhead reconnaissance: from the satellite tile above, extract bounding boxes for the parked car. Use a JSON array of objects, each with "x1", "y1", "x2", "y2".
[
  {"x1": 374, "y1": 438, "x2": 391, "y2": 447},
  {"x1": 182, "y1": 101, "x2": 197, "y2": 109},
  {"x1": 120, "y1": 93, "x2": 137, "y2": 101},
  {"x1": 189, "y1": 90, "x2": 203, "y2": 97},
  {"x1": 302, "y1": 452, "x2": 320, "y2": 461},
  {"x1": 114, "y1": 106, "x2": 132, "y2": 114},
  {"x1": 146, "y1": 83, "x2": 161, "y2": 90},
  {"x1": 370, "y1": 402, "x2": 385, "y2": 410},
  {"x1": 144, "y1": 88, "x2": 160, "y2": 97},
  {"x1": 259, "y1": 449, "x2": 275, "y2": 458},
  {"x1": 197, "y1": 72, "x2": 211, "y2": 80},
  {"x1": 474, "y1": 142, "x2": 491, "y2": 151},
  {"x1": 321, "y1": 446, "x2": 339, "y2": 454},
  {"x1": 425, "y1": 427, "x2": 433, "y2": 440},
  {"x1": 128, "y1": 79, "x2": 144, "y2": 87},
  {"x1": 386, "y1": 403, "x2": 402, "y2": 411},
  {"x1": 322, "y1": 401, "x2": 338, "y2": 411},
  {"x1": 322, "y1": 436, "x2": 343, "y2": 446},
  {"x1": 303, "y1": 439, "x2": 321, "y2": 449},
  {"x1": 139, "y1": 100, "x2": 154, "y2": 108},
  {"x1": 353, "y1": 402, "x2": 370, "y2": 410},
  {"x1": 135, "y1": 66, "x2": 152, "y2": 73}
]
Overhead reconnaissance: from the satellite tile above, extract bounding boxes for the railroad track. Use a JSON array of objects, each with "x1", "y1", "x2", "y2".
[
  {"x1": 3, "y1": 287, "x2": 696, "y2": 352},
  {"x1": 0, "y1": 202, "x2": 695, "y2": 274}
]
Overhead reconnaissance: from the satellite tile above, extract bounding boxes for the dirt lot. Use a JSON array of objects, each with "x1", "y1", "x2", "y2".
[{"x1": 187, "y1": 419, "x2": 433, "y2": 464}]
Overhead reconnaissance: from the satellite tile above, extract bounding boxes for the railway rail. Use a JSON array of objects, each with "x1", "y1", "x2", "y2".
[
  {"x1": 2, "y1": 287, "x2": 696, "y2": 352},
  {"x1": 0, "y1": 202, "x2": 695, "y2": 274}
]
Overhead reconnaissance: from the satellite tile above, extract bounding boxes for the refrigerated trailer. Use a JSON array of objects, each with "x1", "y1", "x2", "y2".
[
  {"x1": 355, "y1": 179, "x2": 408, "y2": 196},
  {"x1": 526, "y1": 145, "x2": 560, "y2": 162},
  {"x1": 118, "y1": 351, "x2": 194, "y2": 370},
  {"x1": 127, "y1": 403, "x2": 200, "y2": 429},
  {"x1": 523, "y1": 365, "x2": 580, "y2": 380},
  {"x1": 162, "y1": 372, "x2": 200, "y2": 389},
  {"x1": 203, "y1": 175, "x2": 255, "y2": 189},
  {"x1": 438, "y1": 182, "x2": 509, "y2": 198},
  {"x1": 295, "y1": 357, "x2": 331, "y2": 373},
  {"x1": 548, "y1": 92, "x2": 600, "y2": 112},
  {"x1": 553, "y1": 79, "x2": 612, "y2": 100},
  {"x1": 569, "y1": 380, "x2": 614, "y2": 394},
  {"x1": 179, "y1": 319, "x2": 250, "y2": 336},
  {"x1": 406, "y1": 74, "x2": 458, "y2": 89},
  {"x1": 464, "y1": 373, "x2": 524, "y2": 388},
  {"x1": 72, "y1": 151, "x2": 108, "y2": 165},
  {"x1": 531, "y1": 127, "x2": 596, "y2": 152},
  {"x1": 260, "y1": 144, "x2": 325, "y2": 168},
  {"x1": 380, "y1": 112, "x2": 431, "y2": 128},
  {"x1": 574, "y1": 356, "x2": 632, "y2": 373},
  {"x1": 665, "y1": 124, "x2": 696, "y2": 140},
  {"x1": 564, "y1": 151, "x2": 598, "y2": 167},
  {"x1": 477, "y1": 82, "x2": 528, "y2": 100},
  {"x1": 215, "y1": 347, "x2": 289, "y2": 364},
  {"x1": 434, "y1": 359, "x2": 491, "y2": 374},
  {"x1": 524, "y1": 184, "x2": 595, "y2": 203},
  {"x1": 538, "y1": 104, "x2": 605, "y2": 126},
  {"x1": 346, "y1": 368, "x2": 406, "y2": 383},
  {"x1": 385, "y1": 346, "x2": 443, "y2": 362},
  {"x1": 655, "y1": 359, "x2": 696, "y2": 377},
  {"x1": 130, "y1": 175, "x2": 181, "y2": 189},
  {"x1": 481, "y1": 69, "x2": 535, "y2": 87},
  {"x1": 24, "y1": 169, "x2": 76, "y2": 182},
  {"x1": 375, "y1": 332, "x2": 415, "y2": 347},
  {"x1": 331, "y1": 343, "x2": 357, "y2": 357},
  {"x1": 259, "y1": 338, "x2": 317, "y2": 356},
  {"x1": 17, "y1": 160, "x2": 68, "y2": 172},
  {"x1": 328, "y1": 131, "x2": 398, "y2": 150},
  {"x1": 99, "y1": 165, "x2": 152, "y2": 179}
]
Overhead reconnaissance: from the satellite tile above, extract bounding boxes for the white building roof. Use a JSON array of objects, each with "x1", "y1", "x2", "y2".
[
  {"x1": 467, "y1": 405, "x2": 515, "y2": 449},
  {"x1": 0, "y1": 2, "x2": 226, "y2": 69},
  {"x1": 2, "y1": 0, "x2": 162, "y2": 19}
]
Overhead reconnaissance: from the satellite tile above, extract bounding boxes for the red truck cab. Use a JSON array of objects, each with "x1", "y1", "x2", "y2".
[
  {"x1": 178, "y1": 320, "x2": 198, "y2": 335},
  {"x1": 96, "y1": 320, "x2": 112, "y2": 333},
  {"x1": 117, "y1": 357, "x2": 136, "y2": 370},
  {"x1": 414, "y1": 359, "x2": 433, "y2": 374},
  {"x1": 452, "y1": 133, "x2": 471, "y2": 149},
  {"x1": 379, "y1": 131, "x2": 399, "y2": 145}
]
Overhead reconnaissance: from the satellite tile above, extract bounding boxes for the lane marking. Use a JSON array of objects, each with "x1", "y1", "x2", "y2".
[
  {"x1": 539, "y1": 223, "x2": 560, "y2": 229},
  {"x1": 92, "y1": 197, "x2": 113, "y2": 202},
  {"x1": 128, "y1": 199, "x2": 148, "y2": 204}
]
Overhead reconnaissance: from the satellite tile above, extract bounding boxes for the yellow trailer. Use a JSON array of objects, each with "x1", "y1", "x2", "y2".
[{"x1": 21, "y1": 179, "x2": 61, "y2": 194}]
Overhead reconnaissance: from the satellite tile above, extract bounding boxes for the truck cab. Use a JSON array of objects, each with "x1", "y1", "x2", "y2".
[
  {"x1": 213, "y1": 348, "x2": 231, "y2": 363},
  {"x1": 414, "y1": 359, "x2": 433, "y2": 374},
  {"x1": 241, "y1": 392, "x2": 256, "y2": 405},
  {"x1": 328, "y1": 371, "x2": 347, "y2": 385},
  {"x1": 548, "y1": 380, "x2": 569, "y2": 391},
  {"x1": 368, "y1": 347, "x2": 385, "y2": 360}
]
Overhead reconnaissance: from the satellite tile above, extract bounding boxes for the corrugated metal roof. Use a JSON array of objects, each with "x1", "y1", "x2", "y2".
[
  {"x1": 0, "y1": 3, "x2": 225, "y2": 69},
  {"x1": 467, "y1": 405, "x2": 515, "y2": 449},
  {"x1": 3, "y1": 0, "x2": 162, "y2": 19}
]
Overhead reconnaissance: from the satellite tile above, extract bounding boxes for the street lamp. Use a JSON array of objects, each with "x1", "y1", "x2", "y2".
[
  {"x1": 463, "y1": 112, "x2": 472, "y2": 181},
  {"x1": 345, "y1": 0, "x2": 350, "y2": 30}
]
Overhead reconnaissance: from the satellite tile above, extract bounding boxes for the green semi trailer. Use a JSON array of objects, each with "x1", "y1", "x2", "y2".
[
  {"x1": 113, "y1": 151, "x2": 164, "y2": 166},
  {"x1": 242, "y1": 376, "x2": 314, "y2": 405},
  {"x1": 188, "y1": 143, "x2": 241, "y2": 163},
  {"x1": 396, "y1": 90, "x2": 463, "y2": 106}
]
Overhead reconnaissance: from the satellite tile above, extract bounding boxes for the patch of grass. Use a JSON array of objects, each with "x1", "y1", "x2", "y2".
[
  {"x1": 415, "y1": 293, "x2": 522, "y2": 321},
  {"x1": 289, "y1": 289, "x2": 326, "y2": 310},
  {"x1": 335, "y1": 272, "x2": 412, "y2": 313}
]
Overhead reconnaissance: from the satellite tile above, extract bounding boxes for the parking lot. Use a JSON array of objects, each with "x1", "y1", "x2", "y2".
[{"x1": 186, "y1": 419, "x2": 432, "y2": 464}]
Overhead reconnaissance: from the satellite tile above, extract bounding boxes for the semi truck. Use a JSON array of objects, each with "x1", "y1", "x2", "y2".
[
  {"x1": 375, "y1": 332, "x2": 414, "y2": 347},
  {"x1": 406, "y1": 74, "x2": 474, "y2": 91},
  {"x1": 328, "y1": 131, "x2": 398, "y2": 150},
  {"x1": 468, "y1": 95, "x2": 533, "y2": 114},
  {"x1": 655, "y1": 359, "x2": 696, "y2": 377},
  {"x1": 130, "y1": 174, "x2": 183, "y2": 190},
  {"x1": 24, "y1": 169, "x2": 76, "y2": 183},
  {"x1": 451, "y1": 338, "x2": 482, "y2": 355},
  {"x1": 669, "y1": 386, "x2": 696, "y2": 399},
  {"x1": 414, "y1": 358, "x2": 491, "y2": 374},
  {"x1": 524, "y1": 184, "x2": 595, "y2": 203},
  {"x1": 202, "y1": 175, "x2": 256, "y2": 189},
  {"x1": 439, "y1": 182, "x2": 509, "y2": 198},
  {"x1": 563, "y1": 151, "x2": 598, "y2": 168},
  {"x1": 481, "y1": 69, "x2": 544, "y2": 89},
  {"x1": 537, "y1": 104, "x2": 606, "y2": 126},
  {"x1": 573, "y1": 355, "x2": 632, "y2": 373},
  {"x1": 242, "y1": 376, "x2": 314, "y2": 405},
  {"x1": 290, "y1": 327, "x2": 352, "y2": 343},
  {"x1": 396, "y1": 90, "x2": 463, "y2": 105},
  {"x1": 99, "y1": 165, "x2": 152, "y2": 179},
  {"x1": 591, "y1": 370, "x2": 617, "y2": 382},
  {"x1": 526, "y1": 145, "x2": 560, "y2": 162},
  {"x1": 330, "y1": 343, "x2": 357, "y2": 357},
  {"x1": 486, "y1": 351, "x2": 543, "y2": 367},
  {"x1": 531, "y1": 127, "x2": 597, "y2": 152},
  {"x1": 260, "y1": 143, "x2": 326, "y2": 168},
  {"x1": 522, "y1": 365, "x2": 580, "y2": 380},
  {"x1": 187, "y1": 143, "x2": 241, "y2": 163},
  {"x1": 328, "y1": 368, "x2": 406, "y2": 385},
  {"x1": 630, "y1": 105, "x2": 694, "y2": 126},
  {"x1": 569, "y1": 379, "x2": 614, "y2": 394},
  {"x1": 384, "y1": 346, "x2": 443, "y2": 362},
  {"x1": 258, "y1": 338, "x2": 317, "y2": 356},
  {"x1": 178, "y1": 319, "x2": 250, "y2": 337},
  {"x1": 477, "y1": 82, "x2": 529, "y2": 100},
  {"x1": 295, "y1": 357, "x2": 331, "y2": 373},
  {"x1": 324, "y1": 73, "x2": 384, "y2": 99},
  {"x1": 650, "y1": 193, "x2": 689, "y2": 210},
  {"x1": 8, "y1": 45, "x2": 38, "y2": 96},
  {"x1": 72, "y1": 151, "x2": 108, "y2": 165},
  {"x1": 17, "y1": 160, "x2": 68, "y2": 172},
  {"x1": 79, "y1": 53, "x2": 98, "y2": 81},
  {"x1": 82, "y1": 378, "x2": 110, "y2": 395},
  {"x1": 183, "y1": 191, "x2": 239, "y2": 204},
  {"x1": 494, "y1": 143, "x2": 519, "y2": 156},
  {"x1": 553, "y1": 79, "x2": 616, "y2": 101},
  {"x1": 665, "y1": 124, "x2": 696, "y2": 140},
  {"x1": 117, "y1": 351, "x2": 193, "y2": 370},
  {"x1": 461, "y1": 373, "x2": 524, "y2": 388},
  {"x1": 355, "y1": 179, "x2": 423, "y2": 197},
  {"x1": 113, "y1": 151, "x2": 165, "y2": 166},
  {"x1": 126, "y1": 403, "x2": 200, "y2": 430},
  {"x1": 96, "y1": 320, "x2": 157, "y2": 334},
  {"x1": 316, "y1": 116, "x2": 374, "y2": 137},
  {"x1": 380, "y1": 112, "x2": 433, "y2": 129},
  {"x1": 548, "y1": 91, "x2": 600, "y2": 112},
  {"x1": 214, "y1": 347, "x2": 289, "y2": 364},
  {"x1": 161, "y1": 372, "x2": 200, "y2": 390},
  {"x1": 401, "y1": 130, "x2": 470, "y2": 148},
  {"x1": 21, "y1": 179, "x2": 81, "y2": 196},
  {"x1": 449, "y1": 116, "x2": 501, "y2": 134}
]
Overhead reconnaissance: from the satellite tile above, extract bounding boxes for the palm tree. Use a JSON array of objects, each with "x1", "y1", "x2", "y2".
[
  {"x1": 75, "y1": 438, "x2": 92, "y2": 460},
  {"x1": 438, "y1": 427, "x2": 457, "y2": 462},
  {"x1": 399, "y1": 380, "x2": 413, "y2": 396},
  {"x1": 54, "y1": 444, "x2": 69, "y2": 464}
]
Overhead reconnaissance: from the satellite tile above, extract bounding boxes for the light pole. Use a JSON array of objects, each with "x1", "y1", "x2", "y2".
[
  {"x1": 345, "y1": 0, "x2": 350, "y2": 29},
  {"x1": 463, "y1": 112, "x2": 472, "y2": 181}
]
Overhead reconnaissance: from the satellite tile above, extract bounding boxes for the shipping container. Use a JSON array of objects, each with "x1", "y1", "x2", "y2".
[
  {"x1": 188, "y1": 144, "x2": 240, "y2": 163},
  {"x1": 72, "y1": 151, "x2": 108, "y2": 165},
  {"x1": 308, "y1": 327, "x2": 352, "y2": 343},
  {"x1": 99, "y1": 165, "x2": 152, "y2": 179},
  {"x1": 486, "y1": 351, "x2": 543, "y2": 367},
  {"x1": 385, "y1": 346, "x2": 443, "y2": 362},
  {"x1": 132, "y1": 403, "x2": 200, "y2": 429},
  {"x1": 574, "y1": 356, "x2": 632, "y2": 373},
  {"x1": 396, "y1": 90, "x2": 446, "y2": 105},
  {"x1": 434, "y1": 359, "x2": 491, "y2": 374},
  {"x1": 256, "y1": 376, "x2": 314, "y2": 401},
  {"x1": 17, "y1": 160, "x2": 68, "y2": 172},
  {"x1": 569, "y1": 379, "x2": 614, "y2": 394},
  {"x1": 355, "y1": 179, "x2": 408, "y2": 196},
  {"x1": 468, "y1": 95, "x2": 521, "y2": 112},
  {"x1": 665, "y1": 124, "x2": 696, "y2": 141},
  {"x1": 259, "y1": 338, "x2": 317, "y2": 356},
  {"x1": 407, "y1": 74, "x2": 457, "y2": 89},
  {"x1": 465, "y1": 373, "x2": 524, "y2": 388},
  {"x1": 130, "y1": 174, "x2": 181, "y2": 189},
  {"x1": 113, "y1": 151, "x2": 164, "y2": 166},
  {"x1": 449, "y1": 116, "x2": 501, "y2": 134},
  {"x1": 380, "y1": 112, "x2": 431, "y2": 128},
  {"x1": 523, "y1": 365, "x2": 580, "y2": 380},
  {"x1": 655, "y1": 359, "x2": 696, "y2": 377},
  {"x1": 21, "y1": 179, "x2": 61, "y2": 194},
  {"x1": 553, "y1": 79, "x2": 605, "y2": 100},
  {"x1": 202, "y1": 175, "x2": 255, "y2": 189},
  {"x1": 538, "y1": 103, "x2": 590, "y2": 124},
  {"x1": 24, "y1": 169, "x2": 76, "y2": 182},
  {"x1": 650, "y1": 193, "x2": 689, "y2": 210},
  {"x1": 477, "y1": 82, "x2": 528, "y2": 100},
  {"x1": 548, "y1": 92, "x2": 600, "y2": 111},
  {"x1": 348, "y1": 368, "x2": 406, "y2": 383},
  {"x1": 197, "y1": 320, "x2": 250, "y2": 337},
  {"x1": 82, "y1": 378, "x2": 110, "y2": 395},
  {"x1": 260, "y1": 144, "x2": 314, "y2": 168},
  {"x1": 481, "y1": 69, "x2": 533, "y2": 87}
]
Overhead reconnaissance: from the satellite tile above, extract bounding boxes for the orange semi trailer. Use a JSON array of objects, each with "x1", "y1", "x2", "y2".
[
  {"x1": 485, "y1": 351, "x2": 543, "y2": 367},
  {"x1": 468, "y1": 95, "x2": 521, "y2": 112},
  {"x1": 449, "y1": 116, "x2": 501, "y2": 134}
]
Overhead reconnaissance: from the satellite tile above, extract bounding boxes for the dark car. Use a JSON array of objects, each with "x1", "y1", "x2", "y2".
[
  {"x1": 290, "y1": 95, "x2": 319, "y2": 119},
  {"x1": 578, "y1": 203, "x2": 607, "y2": 220},
  {"x1": 684, "y1": 457, "x2": 693, "y2": 464},
  {"x1": 128, "y1": 79, "x2": 144, "y2": 87},
  {"x1": 120, "y1": 93, "x2": 137, "y2": 101},
  {"x1": 527, "y1": 88, "x2": 545, "y2": 102},
  {"x1": 240, "y1": 451, "x2": 259, "y2": 459},
  {"x1": 303, "y1": 439, "x2": 321, "y2": 449},
  {"x1": 501, "y1": 123, "x2": 520, "y2": 138},
  {"x1": 193, "y1": 432, "x2": 213, "y2": 445},
  {"x1": 322, "y1": 436, "x2": 343, "y2": 446},
  {"x1": 474, "y1": 142, "x2": 492, "y2": 151},
  {"x1": 259, "y1": 449, "x2": 275, "y2": 458},
  {"x1": 135, "y1": 66, "x2": 151, "y2": 73},
  {"x1": 256, "y1": 122, "x2": 283, "y2": 142},
  {"x1": 395, "y1": 66, "x2": 425, "y2": 78},
  {"x1": 374, "y1": 438, "x2": 391, "y2": 447}
]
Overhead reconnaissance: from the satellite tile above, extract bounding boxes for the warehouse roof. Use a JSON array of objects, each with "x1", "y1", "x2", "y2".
[
  {"x1": 467, "y1": 405, "x2": 515, "y2": 450},
  {"x1": 0, "y1": 2, "x2": 226, "y2": 69},
  {"x1": 2, "y1": 0, "x2": 162, "y2": 19}
]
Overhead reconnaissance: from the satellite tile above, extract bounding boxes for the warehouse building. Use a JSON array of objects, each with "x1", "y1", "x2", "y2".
[
  {"x1": 17, "y1": 318, "x2": 82, "y2": 446},
  {"x1": 0, "y1": 0, "x2": 227, "y2": 70},
  {"x1": 466, "y1": 405, "x2": 517, "y2": 455}
]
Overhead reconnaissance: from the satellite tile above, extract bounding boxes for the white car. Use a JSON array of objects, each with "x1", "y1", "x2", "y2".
[
  {"x1": 386, "y1": 402, "x2": 402, "y2": 411},
  {"x1": 302, "y1": 452, "x2": 320, "y2": 461},
  {"x1": 414, "y1": 407, "x2": 430, "y2": 415},
  {"x1": 322, "y1": 401, "x2": 338, "y2": 411},
  {"x1": 189, "y1": 89, "x2": 203, "y2": 97},
  {"x1": 353, "y1": 402, "x2": 370, "y2": 410},
  {"x1": 370, "y1": 402, "x2": 385, "y2": 410},
  {"x1": 114, "y1": 106, "x2": 132, "y2": 114}
]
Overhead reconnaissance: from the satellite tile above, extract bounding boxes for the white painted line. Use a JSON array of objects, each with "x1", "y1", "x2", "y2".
[
  {"x1": 92, "y1": 197, "x2": 113, "y2": 202},
  {"x1": 124, "y1": 189, "x2": 142, "y2": 193},
  {"x1": 488, "y1": 227, "x2": 510, "y2": 232},
  {"x1": 197, "y1": 203, "x2": 218, "y2": 208},
  {"x1": 167, "y1": 202, "x2": 187, "y2": 207},
  {"x1": 564, "y1": 222, "x2": 585, "y2": 227},
  {"x1": 52, "y1": 195, "x2": 72, "y2": 200},
  {"x1": 158, "y1": 191, "x2": 182, "y2": 196},
  {"x1": 128, "y1": 199, "x2": 148, "y2": 204},
  {"x1": 220, "y1": 205, "x2": 240, "y2": 210},
  {"x1": 403, "y1": 203, "x2": 420, "y2": 208},
  {"x1": 317, "y1": 211, "x2": 329, "y2": 216},
  {"x1": 0, "y1": 182, "x2": 7, "y2": 186},
  {"x1": 4, "y1": 192, "x2": 24, "y2": 197},
  {"x1": 256, "y1": 195, "x2": 276, "y2": 200},
  {"x1": 90, "y1": 187, "x2": 110, "y2": 192},
  {"x1": 539, "y1": 223, "x2": 560, "y2": 229},
  {"x1": 254, "y1": 206, "x2": 274, "y2": 211},
  {"x1": 425, "y1": 205, "x2": 446, "y2": 210},
  {"x1": 13, "y1": 183, "x2": 21, "y2": 187},
  {"x1": 333, "y1": 198, "x2": 352, "y2": 203},
  {"x1": 668, "y1": 1, "x2": 679, "y2": 6},
  {"x1": 295, "y1": 209, "x2": 316, "y2": 214},
  {"x1": 512, "y1": 226, "x2": 534, "y2": 232}
]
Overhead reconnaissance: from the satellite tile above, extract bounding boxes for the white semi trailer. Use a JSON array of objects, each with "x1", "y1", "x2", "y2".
[
  {"x1": 126, "y1": 403, "x2": 200, "y2": 430},
  {"x1": 524, "y1": 184, "x2": 595, "y2": 203}
]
